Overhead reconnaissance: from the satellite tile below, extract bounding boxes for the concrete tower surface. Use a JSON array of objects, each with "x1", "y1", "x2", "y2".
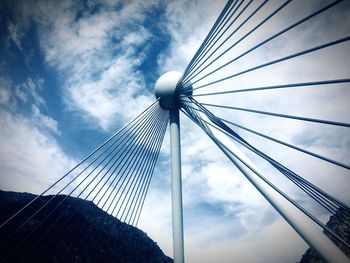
[{"x1": 154, "y1": 71, "x2": 191, "y2": 263}]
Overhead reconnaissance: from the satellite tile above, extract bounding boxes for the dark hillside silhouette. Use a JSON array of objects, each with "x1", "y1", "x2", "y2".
[{"x1": 0, "y1": 190, "x2": 172, "y2": 263}]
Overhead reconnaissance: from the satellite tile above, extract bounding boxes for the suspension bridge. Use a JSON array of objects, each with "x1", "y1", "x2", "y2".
[{"x1": 1, "y1": 0, "x2": 350, "y2": 262}]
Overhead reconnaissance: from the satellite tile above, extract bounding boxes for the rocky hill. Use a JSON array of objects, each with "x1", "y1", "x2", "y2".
[
  {"x1": 0, "y1": 190, "x2": 172, "y2": 263},
  {"x1": 298, "y1": 208, "x2": 350, "y2": 263}
]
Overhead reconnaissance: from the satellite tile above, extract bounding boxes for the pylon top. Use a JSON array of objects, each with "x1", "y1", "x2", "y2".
[{"x1": 154, "y1": 71, "x2": 192, "y2": 110}]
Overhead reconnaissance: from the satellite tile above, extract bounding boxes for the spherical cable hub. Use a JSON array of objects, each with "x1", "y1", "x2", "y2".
[{"x1": 154, "y1": 71, "x2": 192, "y2": 110}]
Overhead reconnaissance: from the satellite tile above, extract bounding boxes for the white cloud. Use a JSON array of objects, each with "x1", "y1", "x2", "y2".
[
  {"x1": 25, "y1": 0, "x2": 160, "y2": 130},
  {"x1": 157, "y1": 0, "x2": 226, "y2": 73},
  {"x1": 0, "y1": 109, "x2": 74, "y2": 194},
  {"x1": 14, "y1": 85, "x2": 28, "y2": 103},
  {"x1": 0, "y1": 78, "x2": 12, "y2": 105},
  {"x1": 31, "y1": 104, "x2": 60, "y2": 135},
  {"x1": 122, "y1": 27, "x2": 150, "y2": 47},
  {"x1": 66, "y1": 53, "x2": 153, "y2": 129},
  {"x1": 0, "y1": 75, "x2": 60, "y2": 135},
  {"x1": 8, "y1": 22, "x2": 24, "y2": 52},
  {"x1": 185, "y1": 218, "x2": 307, "y2": 263},
  {"x1": 24, "y1": 78, "x2": 45, "y2": 106}
]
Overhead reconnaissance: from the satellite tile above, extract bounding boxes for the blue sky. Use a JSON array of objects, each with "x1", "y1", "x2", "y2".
[{"x1": 1, "y1": 0, "x2": 350, "y2": 262}]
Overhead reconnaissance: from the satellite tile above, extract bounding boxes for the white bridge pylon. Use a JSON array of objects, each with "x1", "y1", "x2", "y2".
[
  {"x1": 154, "y1": 71, "x2": 349, "y2": 263},
  {"x1": 155, "y1": 71, "x2": 186, "y2": 263}
]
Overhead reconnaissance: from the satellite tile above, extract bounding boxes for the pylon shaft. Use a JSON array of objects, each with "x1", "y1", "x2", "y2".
[{"x1": 170, "y1": 108, "x2": 185, "y2": 263}]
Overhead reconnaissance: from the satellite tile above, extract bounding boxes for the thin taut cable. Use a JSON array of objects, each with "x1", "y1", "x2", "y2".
[
  {"x1": 180, "y1": 0, "x2": 343, "y2": 92},
  {"x1": 0, "y1": 100, "x2": 159, "y2": 230},
  {"x1": 200, "y1": 102, "x2": 350, "y2": 127},
  {"x1": 182, "y1": 0, "x2": 267, "y2": 86},
  {"x1": 181, "y1": 0, "x2": 237, "y2": 79},
  {"x1": 115, "y1": 109, "x2": 166, "y2": 219},
  {"x1": 133, "y1": 111, "x2": 169, "y2": 226},
  {"x1": 119, "y1": 110, "x2": 167, "y2": 222},
  {"x1": 183, "y1": 0, "x2": 248, "y2": 82},
  {"x1": 192, "y1": 78, "x2": 350, "y2": 96},
  {"x1": 180, "y1": 101, "x2": 350, "y2": 248},
  {"x1": 192, "y1": 36, "x2": 350, "y2": 92}
]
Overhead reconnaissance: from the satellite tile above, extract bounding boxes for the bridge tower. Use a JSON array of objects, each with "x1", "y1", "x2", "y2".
[
  {"x1": 155, "y1": 71, "x2": 192, "y2": 263},
  {"x1": 154, "y1": 71, "x2": 350, "y2": 263}
]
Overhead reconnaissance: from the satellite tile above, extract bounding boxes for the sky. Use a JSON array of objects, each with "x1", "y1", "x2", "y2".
[{"x1": 0, "y1": 0, "x2": 350, "y2": 262}]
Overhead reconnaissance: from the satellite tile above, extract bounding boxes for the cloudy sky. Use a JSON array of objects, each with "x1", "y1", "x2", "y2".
[{"x1": 0, "y1": 0, "x2": 350, "y2": 262}]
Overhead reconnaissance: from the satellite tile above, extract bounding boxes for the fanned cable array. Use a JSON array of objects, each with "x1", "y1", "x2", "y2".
[
  {"x1": 0, "y1": 100, "x2": 169, "y2": 262},
  {"x1": 176, "y1": 0, "x2": 349, "y2": 94},
  {"x1": 0, "y1": 0, "x2": 349, "y2": 262},
  {"x1": 175, "y1": 0, "x2": 350, "y2": 258},
  {"x1": 180, "y1": 97, "x2": 350, "y2": 249}
]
